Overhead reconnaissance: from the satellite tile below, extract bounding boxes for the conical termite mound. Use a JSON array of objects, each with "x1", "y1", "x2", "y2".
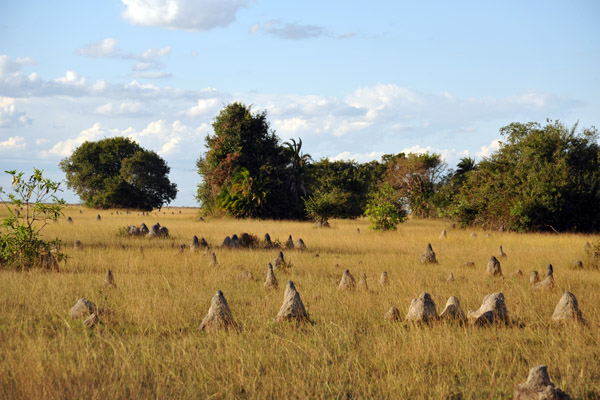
[
  {"x1": 70, "y1": 298, "x2": 98, "y2": 320},
  {"x1": 446, "y1": 272, "x2": 455, "y2": 282},
  {"x1": 208, "y1": 252, "x2": 218, "y2": 268},
  {"x1": 439, "y1": 296, "x2": 466, "y2": 321},
  {"x1": 467, "y1": 292, "x2": 509, "y2": 325},
  {"x1": 190, "y1": 235, "x2": 200, "y2": 251},
  {"x1": 274, "y1": 281, "x2": 309, "y2": 323},
  {"x1": 379, "y1": 271, "x2": 389, "y2": 287},
  {"x1": 405, "y1": 292, "x2": 438, "y2": 324},
  {"x1": 498, "y1": 245, "x2": 507, "y2": 258},
  {"x1": 273, "y1": 251, "x2": 289, "y2": 269},
  {"x1": 532, "y1": 264, "x2": 555, "y2": 290},
  {"x1": 486, "y1": 256, "x2": 503, "y2": 277},
  {"x1": 295, "y1": 238, "x2": 306, "y2": 250},
  {"x1": 285, "y1": 235, "x2": 294, "y2": 249},
  {"x1": 104, "y1": 269, "x2": 116, "y2": 289},
  {"x1": 199, "y1": 290, "x2": 239, "y2": 332},
  {"x1": 551, "y1": 292, "x2": 585, "y2": 325},
  {"x1": 338, "y1": 269, "x2": 356, "y2": 291},
  {"x1": 439, "y1": 229, "x2": 447, "y2": 239},
  {"x1": 513, "y1": 365, "x2": 570, "y2": 400},
  {"x1": 384, "y1": 306, "x2": 401, "y2": 321},
  {"x1": 420, "y1": 243, "x2": 438, "y2": 264},
  {"x1": 264, "y1": 263, "x2": 278, "y2": 289},
  {"x1": 357, "y1": 273, "x2": 368, "y2": 291},
  {"x1": 530, "y1": 270, "x2": 539, "y2": 285}
]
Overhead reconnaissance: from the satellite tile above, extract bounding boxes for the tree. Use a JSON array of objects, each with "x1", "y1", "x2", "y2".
[
  {"x1": 365, "y1": 183, "x2": 407, "y2": 230},
  {"x1": 196, "y1": 102, "x2": 293, "y2": 218},
  {"x1": 283, "y1": 138, "x2": 312, "y2": 206},
  {"x1": 450, "y1": 120, "x2": 600, "y2": 232},
  {"x1": 59, "y1": 137, "x2": 177, "y2": 210},
  {"x1": 384, "y1": 152, "x2": 447, "y2": 218},
  {"x1": 0, "y1": 169, "x2": 65, "y2": 270}
]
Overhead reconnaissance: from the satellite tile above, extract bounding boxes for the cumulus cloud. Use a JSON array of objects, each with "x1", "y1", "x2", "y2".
[
  {"x1": 95, "y1": 101, "x2": 143, "y2": 115},
  {"x1": 330, "y1": 151, "x2": 385, "y2": 163},
  {"x1": 476, "y1": 139, "x2": 501, "y2": 158},
  {"x1": 46, "y1": 123, "x2": 114, "y2": 157},
  {"x1": 0, "y1": 136, "x2": 26, "y2": 152},
  {"x1": 182, "y1": 98, "x2": 220, "y2": 117},
  {"x1": 121, "y1": 0, "x2": 245, "y2": 31},
  {"x1": 0, "y1": 97, "x2": 32, "y2": 128}
]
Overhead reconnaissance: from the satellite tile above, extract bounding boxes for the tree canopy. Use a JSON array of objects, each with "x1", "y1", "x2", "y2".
[
  {"x1": 450, "y1": 120, "x2": 600, "y2": 232},
  {"x1": 60, "y1": 137, "x2": 177, "y2": 210}
]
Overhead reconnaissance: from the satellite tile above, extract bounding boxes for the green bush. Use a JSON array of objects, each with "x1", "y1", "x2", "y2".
[
  {"x1": 0, "y1": 169, "x2": 65, "y2": 270},
  {"x1": 365, "y1": 183, "x2": 407, "y2": 230}
]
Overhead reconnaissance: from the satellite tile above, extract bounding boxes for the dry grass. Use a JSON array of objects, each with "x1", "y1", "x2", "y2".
[{"x1": 1, "y1": 205, "x2": 599, "y2": 399}]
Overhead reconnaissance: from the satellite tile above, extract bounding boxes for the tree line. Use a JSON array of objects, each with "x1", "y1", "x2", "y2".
[{"x1": 57, "y1": 102, "x2": 600, "y2": 232}]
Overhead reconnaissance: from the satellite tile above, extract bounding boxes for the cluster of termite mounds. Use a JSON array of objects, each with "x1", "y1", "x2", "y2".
[{"x1": 124, "y1": 222, "x2": 169, "y2": 238}]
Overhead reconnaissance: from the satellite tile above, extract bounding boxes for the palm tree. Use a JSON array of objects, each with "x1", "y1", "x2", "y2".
[{"x1": 283, "y1": 138, "x2": 312, "y2": 204}]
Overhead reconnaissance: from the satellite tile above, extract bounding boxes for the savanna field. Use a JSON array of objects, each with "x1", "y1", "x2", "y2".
[{"x1": 1, "y1": 206, "x2": 599, "y2": 399}]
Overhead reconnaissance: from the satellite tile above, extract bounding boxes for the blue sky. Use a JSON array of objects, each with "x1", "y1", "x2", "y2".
[{"x1": 1, "y1": 0, "x2": 599, "y2": 206}]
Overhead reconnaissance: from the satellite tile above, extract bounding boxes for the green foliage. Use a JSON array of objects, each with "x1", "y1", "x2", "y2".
[
  {"x1": 197, "y1": 103, "x2": 295, "y2": 218},
  {"x1": 305, "y1": 158, "x2": 388, "y2": 219},
  {"x1": 384, "y1": 152, "x2": 447, "y2": 218},
  {"x1": 365, "y1": 183, "x2": 407, "y2": 230},
  {"x1": 0, "y1": 169, "x2": 65, "y2": 270},
  {"x1": 60, "y1": 137, "x2": 177, "y2": 210},
  {"x1": 450, "y1": 120, "x2": 600, "y2": 232},
  {"x1": 304, "y1": 188, "x2": 352, "y2": 222}
]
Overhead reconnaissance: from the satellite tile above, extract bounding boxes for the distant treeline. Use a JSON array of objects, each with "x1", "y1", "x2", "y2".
[{"x1": 196, "y1": 103, "x2": 600, "y2": 232}]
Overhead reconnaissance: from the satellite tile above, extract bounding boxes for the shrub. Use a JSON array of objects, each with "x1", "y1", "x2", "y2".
[
  {"x1": 365, "y1": 183, "x2": 407, "y2": 231},
  {"x1": 0, "y1": 169, "x2": 65, "y2": 270}
]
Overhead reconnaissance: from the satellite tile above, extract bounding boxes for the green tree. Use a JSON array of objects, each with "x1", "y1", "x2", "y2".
[
  {"x1": 59, "y1": 137, "x2": 177, "y2": 210},
  {"x1": 384, "y1": 152, "x2": 447, "y2": 218},
  {"x1": 365, "y1": 183, "x2": 407, "y2": 230},
  {"x1": 196, "y1": 102, "x2": 292, "y2": 218},
  {"x1": 451, "y1": 120, "x2": 600, "y2": 231},
  {"x1": 0, "y1": 169, "x2": 65, "y2": 270},
  {"x1": 283, "y1": 138, "x2": 312, "y2": 206}
]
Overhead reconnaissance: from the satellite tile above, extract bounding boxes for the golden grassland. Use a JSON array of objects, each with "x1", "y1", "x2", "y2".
[{"x1": 1, "y1": 205, "x2": 599, "y2": 399}]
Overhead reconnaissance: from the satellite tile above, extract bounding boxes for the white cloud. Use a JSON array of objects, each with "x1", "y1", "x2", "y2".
[
  {"x1": 76, "y1": 38, "x2": 119, "y2": 58},
  {"x1": 331, "y1": 151, "x2": 384, "y2": 163},
  {"x1": 476, "y1": 139, "x2": 501, "y2": 158},
  {"x1": 0, "y1": 136, "x2": 26, "y2": 152},
  {"x1": 46, "y1": 123, "x2": 111, "y2": 157},
  {"x1": 95, "y1": 101, "x2": 143, "y2": 115},
  {"x1": 0, "y1": 97, "x2": 32, "y2": 128},
  {"x1": 121, "y1": 0, "x2": 246, "y2": 31},
  {"x1": 53, "y1": 70, "x2": 86, "y2": 86},
  {"x1": 182, "y1": 98, "x2": 220, "y2": 117},
  {"x1": 273, "y1": 117, "x2": 308, "y2": 133}
]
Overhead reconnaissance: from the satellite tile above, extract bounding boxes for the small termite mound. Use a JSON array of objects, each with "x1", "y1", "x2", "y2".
[
  {"x1": 274, "y1": 281, "x2": 309, "y2": 323},
  {"x1": 513, "y1": 365, "x2": 570, "y2": 400},
  {"x1": 190, "y1": 235, "x2": 201, "y2": 251},
  {"x1": 467, "y1": 292, "x2": 509, "y2": 326},
  {"x1": 70, "y1": 298, "x2": 98, "y2": 320},
  {"x1": 405, "y1": 292, "x2": 438, "y2": 324},
  {"x1": 439, "y1": 229, "x2": 447, "y2": 239},
  {"x1": 420, "y1": 243, "x2": 437, "y2": 264},
  {"x1": 498, "y1": 245, "x2": 507, "y2": 258},
  {"x1": 551, "y1": 292, "x2": 585, "y2": 325},
  {"x1": 199, "y1": 290, "x2": 239, "y2": 332},
  {"x1": 530, "y1": 270, "x2": 539, "y2": 285},
  {"x1": 338, "y1": 269, "x2": 356, "y2": 291},
  {"x1": 273, "y1": 251, "x2": 289, "y2": 269},
  {"x1": 379, "y1": 271, "x2": 389, "y2": 287},
  {"x1": 384, "y1": 306, "x2": 401, "y2": 322},
  {"x1": 285, "y1": 235, "x2": 294, "y2": 249},
  {"x1": 208, "y1": 252, "x2": 218, "y2": 268},
  {"x1": 446, "y1": 272, "x2": 455, "y2": 282},
  {"x1": 439, "y1": 296, "x2": 466, "y2": 321},
  {"x1": 295, "y1": 238, "x2": 306, "y2": 250},
  {"x1": 264, "y1": 263, "x2": 278, "y2": 289},
  {"x1": 486, "y1": 256, "x2": 503, "y2": 277},
  {"x1": 357, "y1": 273, "x2": 368, "y2": 291},
  {"x1": 532, "y1": 264, "x2": 555, "y2": 290},
  {"x1": 104, "y1": 269, "x2": 116, "y2": 289}
]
